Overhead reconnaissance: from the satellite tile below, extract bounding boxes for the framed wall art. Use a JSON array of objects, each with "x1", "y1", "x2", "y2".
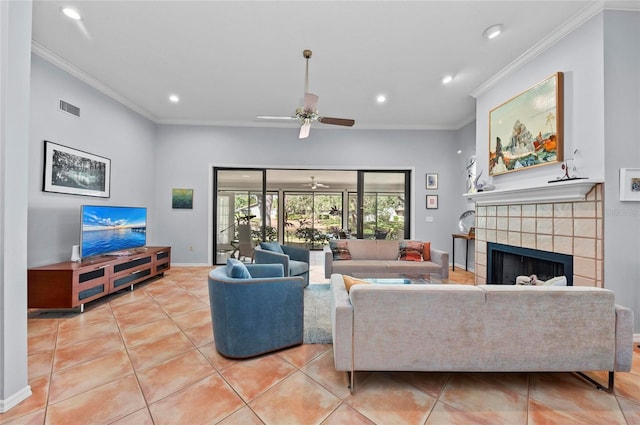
[
  {"x1": 42, "y1": 141, "x2": 111, "y2": 198},
  {"x1": 489, "y1": 72, "x2": 563, "y2": 176},
  {"x1": 426, "y1": 195, "x2": 438, "y2": 209},
  {"x1": 426, "y1": 173, "x2": 438, "y2": 189},
  {"x1": 172, "y1": 188, "x2": 194, "y2": 209},
  {"x1": 619, "y1": 168, "x2": 640, "y2": 201}
]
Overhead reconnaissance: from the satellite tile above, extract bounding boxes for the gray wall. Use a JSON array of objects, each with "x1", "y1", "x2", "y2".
[
  {"x1": 1, "y1": 0, "x2": 32, "y2": 410},
  {"x1": 154, "y1": 124, "x2": 475, "y2": 264},
  {"x1": 28, "y1": 55, "x2": 158, "y2": 267},
  {"x1": 474, "y1": 10, "x2": 640, "y2": 330},
  {"x1": 602, "y1": 10, "x2": 640, "y2": 330}
]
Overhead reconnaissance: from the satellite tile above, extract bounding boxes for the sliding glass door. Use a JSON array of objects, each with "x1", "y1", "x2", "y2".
[
  {"x1": 356, "y1": 171, "x2": 410, "y2": 240},
  {"x1": 214, "y1": 169, "x2": 265, "y2": 264},
  {"x1": 213, "y1": 168, "x2": 411, "y2": 264}
]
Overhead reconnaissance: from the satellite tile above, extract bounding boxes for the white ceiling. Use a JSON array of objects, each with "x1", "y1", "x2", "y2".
[{"x1": 32, "y1": 1, "x2": 638, "y2": 134}]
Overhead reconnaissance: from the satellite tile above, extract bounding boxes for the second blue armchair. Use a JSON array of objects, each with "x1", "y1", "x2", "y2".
[{"x1": 254, "y1": 242, "x2": 310, "y2": 287}]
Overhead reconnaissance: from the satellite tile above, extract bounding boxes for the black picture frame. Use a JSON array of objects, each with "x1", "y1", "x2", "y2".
[
  {"x1": 42, "y1": 141, "x2": 111, "y2": 198},
  {"x1": 426, "y1": 195, "x2": 438, "y2": 209}
]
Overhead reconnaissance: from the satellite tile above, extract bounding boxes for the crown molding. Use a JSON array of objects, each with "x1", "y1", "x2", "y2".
[
  {"x1": 471, "y1": 1, "x2": 606, "y2": 99},
  {"x1": 31, "y1": 41, "x2": 156, "y2": 122}
]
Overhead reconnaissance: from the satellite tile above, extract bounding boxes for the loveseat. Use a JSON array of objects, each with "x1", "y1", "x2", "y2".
[
  {"x1": 324, "y1": 239, "x2": 449, "y2": 279},
  {"x1": 330, "y1": 274, "x2": 634, "y2": 391}
]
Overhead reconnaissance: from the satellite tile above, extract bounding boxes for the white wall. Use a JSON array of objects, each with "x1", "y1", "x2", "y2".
[
  {"x1": 154, "y1": 125, "x2": 470, "y2": 264},
  {"x1": 0, "y1": 0, "x2": 32, "y2": 412},
  {"x1": 28, "y1": 55, "x2": 158, "y2": 267},
  {"x1": 602, "y1": 10, "x2": 640, "y2": 330},
  {"x1": 475, "y1": 14, "x2": 606, "y2": 189},
  {"x1": 475, "y1": 10, "x2": 640, "y2": 330}
]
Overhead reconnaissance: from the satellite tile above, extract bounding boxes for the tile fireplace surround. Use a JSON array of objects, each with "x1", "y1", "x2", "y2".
[{"x1": 467, "y1": 182, "x2": 603, "y2": 287}]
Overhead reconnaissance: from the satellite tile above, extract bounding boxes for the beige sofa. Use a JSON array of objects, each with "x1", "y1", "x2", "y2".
[
  {"x1": 330, "y1": 274, "x2": 634, "y2": 391},
  {"x1": 324, "y1": 239, "x2": 449, "y2": 279}
]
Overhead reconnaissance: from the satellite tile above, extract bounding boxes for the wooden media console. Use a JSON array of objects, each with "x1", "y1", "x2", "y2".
[{"x1": 28, "y1": 246, "x2": 171, "y2": 311}]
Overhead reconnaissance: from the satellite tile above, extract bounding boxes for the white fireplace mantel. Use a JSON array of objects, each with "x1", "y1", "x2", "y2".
[{"x1": 462, "y1": 179, "x2": 603, "y2": 206}]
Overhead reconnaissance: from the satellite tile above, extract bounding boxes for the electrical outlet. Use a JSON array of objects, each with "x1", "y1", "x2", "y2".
[{"x1": 425, "y1": 216, "x2": 434, "y2": 223}]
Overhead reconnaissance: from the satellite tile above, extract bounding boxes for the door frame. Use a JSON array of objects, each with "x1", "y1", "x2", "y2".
[{"x1": 209, "y1": 165, "x2": 416, "y2": 265}]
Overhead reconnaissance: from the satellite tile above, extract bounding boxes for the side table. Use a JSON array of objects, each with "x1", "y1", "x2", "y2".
[{"x1": 452, "y1": 232, "x2": 475, "y2": 271}]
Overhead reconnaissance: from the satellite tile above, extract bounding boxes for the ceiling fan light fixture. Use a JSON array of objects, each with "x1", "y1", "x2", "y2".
[
  {"x1": 299, "y1": 119, "x2": 311, "y2": 139},
  {"x1": 483, "y1": 24, "x2": 503, "y2": 40}
]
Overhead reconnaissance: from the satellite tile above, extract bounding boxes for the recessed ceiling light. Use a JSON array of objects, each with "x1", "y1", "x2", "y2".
[
  {"x1": 441, "y1": 75, "x2": 453, "y2": 84},
  {"x1": 483, "y1": 24, "x2": 503, "y2": 40},
  {"x1": 61, "y1": 7, "x2": 82, "y2": 21},
  {"x1": 169, "y1": 94, "x2": 180, "y2": 103},
  {"x1": 376, "y1": 94, "x2": 387, "y2": 104}
]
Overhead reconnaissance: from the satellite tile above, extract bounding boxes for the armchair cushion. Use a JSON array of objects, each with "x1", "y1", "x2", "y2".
[
  {"x1": 260, "y1": 241, "x2": 284, "y2": 254},
  {"x1": 226, "y1": 258, "x2": 252, "y2": 278}
]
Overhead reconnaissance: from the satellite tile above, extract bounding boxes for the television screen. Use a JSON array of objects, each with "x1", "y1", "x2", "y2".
[{"x1": 81, "y1": 205, "x2": 147, "y2": 258}]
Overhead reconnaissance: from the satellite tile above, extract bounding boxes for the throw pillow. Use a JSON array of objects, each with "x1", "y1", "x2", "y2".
[
  {"x1": 260, "y1": 242, "x2": 284, "y2": 254},
  {"x1": 343, "y1": 275, "x2": 370, "y2": 293},
  {"x1": 329, "y1": 240, "x2": 352, "y2": 260},
  {"x1": 226, "y1": 258, "x2": 252, "y2": 279},
  {"x1": 422, "y1": 242, "x2": 431, "y2": 261},
  {"x1": 398, "y1": 240, "x2": 423, "y2": 262}
]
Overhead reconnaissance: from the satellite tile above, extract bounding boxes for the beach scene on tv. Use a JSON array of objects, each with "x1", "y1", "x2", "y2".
[{"x1": 81, "y1": 206, "x2": 147, "y2": 258}]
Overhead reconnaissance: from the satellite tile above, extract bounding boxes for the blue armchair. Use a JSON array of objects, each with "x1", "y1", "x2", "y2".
[
  {"x1": 254, "y1": 243, "x2": 310, "y2": 287},
  {"x1": 208, "y1": 260, "x2": 304, "y2": 358}
]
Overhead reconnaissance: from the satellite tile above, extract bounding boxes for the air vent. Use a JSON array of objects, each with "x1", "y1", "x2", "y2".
[{"x1": 59, "y1": 99, "x2": 80, "y2": 117}]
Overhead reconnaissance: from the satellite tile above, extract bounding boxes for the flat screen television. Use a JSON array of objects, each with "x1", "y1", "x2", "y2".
[{"x1": 80, "y1": 205, "x2": 147, "y2": 258}]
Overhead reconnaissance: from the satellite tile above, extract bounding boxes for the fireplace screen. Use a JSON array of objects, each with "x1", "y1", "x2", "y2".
[{"x1": 487, "y1": 242, "x2": 573, "y2": 285}]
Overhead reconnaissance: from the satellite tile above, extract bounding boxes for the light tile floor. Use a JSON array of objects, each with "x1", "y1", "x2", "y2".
[{"x1": 3, "y1": 265, "x2": 639, "y2": 424}]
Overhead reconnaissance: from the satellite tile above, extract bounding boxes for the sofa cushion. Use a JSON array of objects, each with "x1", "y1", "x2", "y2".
[
  {"x1": 343, "y1": 275, "x2": 370, "y2": 293},
  {"x1": 423, "y1": 242, "x2": 431, "y2": 261},
  {"x1": 331, "y1": 260, "x2": 391, "y2": 276},
  {"x1": 376, "y1": 240, "x2": 403, "y2": 260},
  {"x1": 347, "y1": 241, "x2": 379, "y2": 260},
  {"x1": 226, "y1": 258, "x2": 252, "y2": 279},
  {"x1": 399, "y1": 240, "x2": 423, "y2": 261},
  {"x1": 260, "y1": 242, "x2": 284, "y2": 254},
  {"x1": 329, "y1": 240, "x2": 352, "y2": 260}
]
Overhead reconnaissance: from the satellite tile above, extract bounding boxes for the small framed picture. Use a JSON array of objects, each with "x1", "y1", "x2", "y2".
[
  {"x1": 426, "y1": 173, "x2": 438, "y2": 190},
  {"x1": 426, "y1": 195, "x2": 438, "y2": 209},
  {"x1": 620, "y1": 168, "x2": 640, "y2": 201},
  {"x1": 172, "y1": 188, "x2": 194, "y2": 209}
]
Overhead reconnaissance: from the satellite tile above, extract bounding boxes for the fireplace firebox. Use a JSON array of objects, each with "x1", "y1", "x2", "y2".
[{"x1": 487, "y1": 242, "x2": 573, "y2": 285}]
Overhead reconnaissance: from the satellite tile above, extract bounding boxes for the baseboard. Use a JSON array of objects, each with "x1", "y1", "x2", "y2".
[
  {"x1": 451, "y1": 262, "x2": 475, "y2": 273},
  {"x1": 170, "y1": 262, "x2": 211, "y2": 267},
  {"x1": 0, "y1": 385, "x2": 32, "y2": 413}
]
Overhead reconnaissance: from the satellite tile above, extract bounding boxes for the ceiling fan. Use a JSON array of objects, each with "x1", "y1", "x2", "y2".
[
  {"x1": 305, "y1": 176, "x2": 330, "y2": 190},
  {"x1": 257, "y1": 49, "x2": 355, "y2": 139}
]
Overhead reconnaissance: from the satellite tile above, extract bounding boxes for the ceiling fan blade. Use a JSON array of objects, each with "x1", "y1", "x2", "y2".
[
  {"x1": 256, "y1": 115, "x2": 298, "y2": 121},
  {"x1": 299, "y1": 119, "x2": 311, "y2": 139},
  {"x1": 304, "y1": 93, "x2": 319, "y2": 112},
  {"x1": 318, "y1": 116, "x2": 355, "y2": 127}
]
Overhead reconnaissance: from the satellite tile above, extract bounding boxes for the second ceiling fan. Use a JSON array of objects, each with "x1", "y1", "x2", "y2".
[{"x1": 257, "y1": 50, "x2": 355, "y2": 139}]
